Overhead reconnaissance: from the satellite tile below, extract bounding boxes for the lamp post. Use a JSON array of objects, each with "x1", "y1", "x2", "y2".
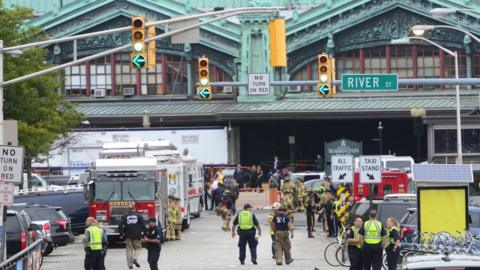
[
  {"x1": 430, "y1": 8, "x2": 480, "y2": 18},
  {"x1": 411, "y1": 25, "x2": 480, "y2": 44},
  {"x1": 378, "y1": 121, "x2": 383, "y2": 155},
  {"x1": 391, "y1": 36, "x2": 463, "y2": 164},
  {"x1": 410, "y1": 107, "x2": 427, "y2": 162}
]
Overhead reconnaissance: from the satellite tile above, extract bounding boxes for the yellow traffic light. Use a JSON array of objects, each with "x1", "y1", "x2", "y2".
[
  {"x1": 147, "y1": 26, "x2": 156, "y2": 70},
  {"x1": 131, "y1": 17, "x2": 146, "y2": 69},
  {"x1": 268, "y1": 18, "x2": 287, "y2": 67},
  {"x1": 197, "y1": 56, "x2": 212, "y2": 99},
  {"x1": 317, "y1": 53, "x2": 333, "y2": 96}
]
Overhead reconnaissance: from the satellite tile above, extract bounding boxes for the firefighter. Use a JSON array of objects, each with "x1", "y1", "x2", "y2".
[
  {"x1": 174, "y1": 197, "x2": 182, "y2": 240},
  {"x1": 272, "y1": 206, "x2": 294, "y2": 266},
  {"x1": 268, "y1": 202, "x2": 281, "y2": 259},
  {"x1": 83, "y1": 217, "x2": 107, "y2": 270},
  {"x1": 166, "y1": 196, "x2": 176, "y2": 241},
  {"x1": 280, "y1": 177, "x2": 294, "y2": 222},
  {"x1": 295, "y1": 178, "x2": 306, "y2": 212}
]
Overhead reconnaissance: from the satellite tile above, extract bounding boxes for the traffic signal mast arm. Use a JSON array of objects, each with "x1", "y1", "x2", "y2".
[{"x1": 2, "y1": 7, "x2": 284, "y2": 87}]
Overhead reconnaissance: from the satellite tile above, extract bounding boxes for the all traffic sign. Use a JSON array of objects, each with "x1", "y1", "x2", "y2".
[
  {"x1": 132, "y1": 54, "x2": 146, "y2": 68},
  {"x1": 331, "y1": 155, "x2": 354, "y2": 183},
  {"x1": 342, "y1": 74, "x2": 398, "y2": 91},
  {"x1": 359, "y1": 155, "x2": 382, "y2": 184}
]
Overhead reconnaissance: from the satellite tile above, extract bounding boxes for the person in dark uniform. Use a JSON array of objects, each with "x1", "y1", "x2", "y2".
[
  {"x1": 385, "y1": 217, "x2": 401, "y2": 270},
  {"x1": 322, "y1": 192, "x2": 335, "y2": 237},
  {"x1": 231, "y1": 204, "x2": 262, "y2": 265},
  {"x1": 306, "y1": 195, "x2": 316, "y2": 238},
  {"x1": 347, "y1": 217, "x2": 363, "y2": 270},
  {"x1": 272, "y1": 206, "x2": 294, "y2": 265},
  {"x1": 359, "y1": 209, "x2": 387, "y2": 270},
  {"x1": 142, "y1": 217, "x2": 163, "y2": 270},
  {"x1": 119, "y1": 206, "x2": 146, "y2": 269}
]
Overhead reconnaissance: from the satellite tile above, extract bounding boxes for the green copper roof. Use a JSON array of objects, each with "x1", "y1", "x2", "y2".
[{"x1": 75, "y1": 91, "x2": 480, "y2": 119}]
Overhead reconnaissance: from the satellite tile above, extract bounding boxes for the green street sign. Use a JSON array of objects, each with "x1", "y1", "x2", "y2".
[
  {"x1": 341, "y1": 74, "x2": 398, "y2": 91},
  {"x1": 132, "y1": 54, "x2": 146, "y2": 68},
  {"x1": 318, "y1": 84, "x2": 329, "y2": 96},
  {"x1": 199, "y1": 88, "x2": 211, "y2": 99}
]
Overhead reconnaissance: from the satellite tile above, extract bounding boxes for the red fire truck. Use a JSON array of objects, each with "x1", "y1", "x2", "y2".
[{"x1": 352, "y1": 171, "x2": 409, "y2": 201}]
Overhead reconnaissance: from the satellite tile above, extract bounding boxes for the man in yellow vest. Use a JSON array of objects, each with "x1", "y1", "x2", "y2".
[
  {"x1": 359, "y1": 210, "x2": 387, "y2": 270},
  {"x1": 83, "y1": 217, "x2": 107, "y2": 270},
  {"x1": 231, "y1": 204, "x2": 262, "y2": 265},
  {"x1": 346, "y1": 216, "x2": 363, "y2": 270}
]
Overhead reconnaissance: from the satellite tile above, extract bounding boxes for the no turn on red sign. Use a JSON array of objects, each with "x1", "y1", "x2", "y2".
[
  {"x1": 359, "y1": 155, "x2": 382, "y2": 184},
  {"x1": 0, "y1": 145, "x2": 24, "y2": 183}
]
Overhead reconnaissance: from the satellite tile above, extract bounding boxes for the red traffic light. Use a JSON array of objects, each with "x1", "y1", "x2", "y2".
[
  {"x1": 199, "y1": 59, "x2": 208, "y2": 67},
  {"x1": 133, "y1": 19, "x2": 143, "y2": 28},
  {"x1": 319, "y1": 56, "x2": 328, "y2": 63}
]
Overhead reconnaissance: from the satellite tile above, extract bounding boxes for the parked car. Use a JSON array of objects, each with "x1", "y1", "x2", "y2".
[
  {"x1": 291, "y1": 172, "x2": 325, "y2": 183},
  {"x1": 6, "y1": 209, "x2": 42, "y2": 257},
  {"x1": 348, "y1": 193, "x2": 417, "y2": 225},
  {"x1": 304, "y1": 179, "x2": 324, "y2": 193},
  {"x1": 400, "y1": 206, "x2": 480, "y2": 240}
]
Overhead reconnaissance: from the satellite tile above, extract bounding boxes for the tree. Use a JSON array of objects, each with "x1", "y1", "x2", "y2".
[{"x1": 0, "y1": 1, "x2": 84, "y2": 179}]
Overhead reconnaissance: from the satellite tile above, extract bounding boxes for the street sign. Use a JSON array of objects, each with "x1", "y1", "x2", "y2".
[
  {"x1": 0, "y1": 183, "x2": 13, "y2": 206},
  {"x1": 359, "y1": 155, "x2": 382, "y2": 184},
  {"x1": 198, "y1": 88, "x2": 211, "y2": 99},
  {"x1": 324, "y1": 139, "x2": 362, "y2": 175},
  {"x1": 318, "y1": 84, "x2": 329, "y2": 96},
  {"x1": 342, "y1": 74, "x2": 398, "y2": 91},
  {"x1": 0, "y1": 146, "x2": 24, "y2": 183},
  {"x1": 412, "y1": 164, "x2": 473, "y2": 183},
  {"x1": 331, "y1": 155, "x2": 354, "y2": 183},
  {"x1": 132, "y1": 54, "x2": 146, "y2": 68},
  {"x1": 248, "y1": 73, "x2": 270, "y2": 95}
]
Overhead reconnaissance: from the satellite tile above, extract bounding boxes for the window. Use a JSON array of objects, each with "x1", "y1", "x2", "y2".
[
  {"x1": 64, "y1": 64, "x2": 87, "y2": 96},
  {"x1": 115, "y1": 53, "x2": 136, "y2": 95},
  {"x1": 417, "y1": 46, "x2": 440, "y2": 78},
  {"x1": 390, "y1": 46, "x2": 413, "y2": 78},
  {"x1": 444, "y1": 52, "x2": 467, "y2": 78},
  {"x1": 336, "y1": 50, "x2": 360, "y2": 77},
  {"x1": 90, "y1": 56, "x2": 112, "y2": 96},
  {"x1": 434, "y1": 129, "x2": 480, "y2": 154},
  {"x1": 364, "y1": 47, "x2": 387, "y2": 73}
]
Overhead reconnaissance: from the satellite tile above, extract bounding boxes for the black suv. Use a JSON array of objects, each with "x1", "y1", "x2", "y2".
[
  {"x1": 6, "y1": 209, "x2": 41, "y2": 257},
  {"x1": 348, "y1": 194, "x2": 417, "y2": 225},
  {"x1": 13, "y1": 204, "x2": 73, "y2": 247}
]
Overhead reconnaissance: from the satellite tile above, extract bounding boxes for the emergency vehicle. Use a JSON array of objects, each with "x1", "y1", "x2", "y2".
[
  {"x1": 84, "y1": 140, "x2": 203, "y2": 241},
  {"x1": 352, "y1": 171, "x2": 409, "y2": 202}
]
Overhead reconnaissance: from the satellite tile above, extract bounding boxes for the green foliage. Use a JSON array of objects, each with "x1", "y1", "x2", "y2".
[{"x1": 0, "y1": 1, "x2": 83, "y2": 160}]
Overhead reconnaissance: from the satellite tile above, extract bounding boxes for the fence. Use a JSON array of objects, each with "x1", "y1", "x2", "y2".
[
  {"x1": 0, "y1": 239, "x2": 43, "y2": 270},
  {"x1": 236, "y1": 188, "x2": 280, "y2": 209}
]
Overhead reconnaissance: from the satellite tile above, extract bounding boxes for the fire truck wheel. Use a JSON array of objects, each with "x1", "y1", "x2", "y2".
[{"x1": 182, "y1": 207, "x2": 191, "y2": 231}]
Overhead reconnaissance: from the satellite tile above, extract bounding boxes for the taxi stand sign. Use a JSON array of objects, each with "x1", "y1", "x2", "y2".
[
  {"x1": 331, "y1": 155, "x2": 354, "y2": 183},
  {"x1": 359, "y1": 155, "x2": 382, "y2": 184}
]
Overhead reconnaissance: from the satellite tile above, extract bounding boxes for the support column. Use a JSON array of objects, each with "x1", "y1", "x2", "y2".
[
  {"x1": 85, "y1": 61, "x2": 91, "y2": 97},
  {"x1": 185, "y1": 43, "x2": 193, "y2": 98},
  {"x1": 465, "y1": 35, "x2": 472, "y2": 90},
  {"x1": 111, "y1": 53, "x2": 116, "y2": 96}
]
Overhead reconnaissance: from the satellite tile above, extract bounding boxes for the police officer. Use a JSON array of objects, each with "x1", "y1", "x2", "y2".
[
  {"x1": 84, "y1": 217, "x2": 107, "y2": 270},
  {"x1": 272, "y1": 206, "x2": 294, "y2": 266},
  {"x1": 231, "y1": 203, "x2": 262, "y2": 265},
  {"x1": 347, "y1": 216, "x2": 363, "y2": 270},
  {"x1": 120, "y1": 205, "x2": 145, "y2": 269},
  {"x1": 268, "y1": 202, "x2": 281, "y2": 259},
  {"x1": 359, "y1": 209, "x2": 387, "y2": 270},
  {"x1": 385, "y1": 217, "x2": 401, "y2": 270},
  {"x1": 305, "y1": 195, "x2": 316, "y2": 238},
  {"x1": 142, "y1": 217, "x2": 163, "y2": 270}
]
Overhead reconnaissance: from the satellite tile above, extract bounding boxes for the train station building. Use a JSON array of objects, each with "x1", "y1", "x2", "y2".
[{"x1": 5, "y1": 0, "x2": 480, "y2": 166}]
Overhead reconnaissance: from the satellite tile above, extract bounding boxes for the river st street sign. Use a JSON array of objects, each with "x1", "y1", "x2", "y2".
[
  {"x1": 342, "y1": 74, "x2": 398, "y2": 91},
  {"x1": 331, "y1": 155, "x2": 354, "y2": 183}
]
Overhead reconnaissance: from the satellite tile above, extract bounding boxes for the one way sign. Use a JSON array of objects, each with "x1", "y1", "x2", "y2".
[
  {"x1": 331, "y1": 155, "x2": 354, "y2": 183},
  {"x1": 359, "y1": 155, "x2": 382, "y2": 184}
]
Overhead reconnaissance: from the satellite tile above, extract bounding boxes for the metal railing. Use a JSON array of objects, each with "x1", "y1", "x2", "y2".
[{"x1": 0, "y1": 239, "x2": 43, "y2": 270}]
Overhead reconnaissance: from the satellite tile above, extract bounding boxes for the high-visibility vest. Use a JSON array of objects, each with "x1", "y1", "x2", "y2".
[
  {"x1": 351, "y1": 227, "x2": 361, "y2": 249},
  {"x1": 268, "y1": 213, "x2": 274, "y2": 235},
  {"x1": 363, "y1": 220, "x2": 383, "y2": 244},
  {"x1": 387, "y1": 227, "x2": 399, "y2": 245},
  {"x1": 238, "y1": 210, "x2": 254, "y2": 230},
  {"x1": 85, "y1": 225, "x2": 104, "y2": 251}
]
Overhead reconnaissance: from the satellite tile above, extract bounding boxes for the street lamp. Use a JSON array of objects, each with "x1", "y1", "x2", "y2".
[
  {"x1": 391, "y1": 36, "x2": 463, "y2": 164},
  {"x1": 378, "y1": 121, "x2": 383, "y2": 155},
  {"x1": 410, "y1": 107, "x2": 427, "y2": 162},
  {"x1": 411, "y1": 25, "x2": 480, "y2": 44},
  {"x1": 430, "y1": 8, "x2": 480, "y2": 18}
]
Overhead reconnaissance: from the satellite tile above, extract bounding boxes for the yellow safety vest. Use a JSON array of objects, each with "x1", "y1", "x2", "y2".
[
  {"x1": 268, "y1": 213, "x2": 274, "y2": 236},
  {"x1": 85, "y1": 225, "x2": 103, "y2": 251},
  {"x1": 388, "y1": 227, "x2": 399, "y2": 245},
  {"x1": 238, "y1": 210, "x2": 254, "y2": 230},
  {"x1": 352, "y1": 227, "x2": 361, "y2": 249},
  {"x1": 364, "y1": 220, "x2": 383, "y2": 245}
]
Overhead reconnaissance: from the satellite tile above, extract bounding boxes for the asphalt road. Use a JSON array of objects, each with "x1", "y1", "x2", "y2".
[{"x1": 42, "y1": 210, "x2": 343, "y2": 270}]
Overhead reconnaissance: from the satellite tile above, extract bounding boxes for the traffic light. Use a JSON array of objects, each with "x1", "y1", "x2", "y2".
[
  {"x1": 317, "y1": 53, "x2": 334, "y2": 96},
  {"x1": 197, "y1": 56, "x2": 212, "y2": 100},
  {"x1": 131, "y1": 17, "x2": 146, "y2": 69},
  {"x1": 147, "y1": 26, "x2": 156, "y2": 70},
  {"x1": 268, "y1": 18, "x2": 287, "y2": 67}
]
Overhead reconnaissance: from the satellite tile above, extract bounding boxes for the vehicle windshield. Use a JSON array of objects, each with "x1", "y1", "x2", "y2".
[
  {"x1": 94, "y1": 180, "x2": 154, "y2": 201},
  {"x1": 385, "y1": 161, "x2": 412, "y2": 171},
  {"x1": 122, "y1": 181, "x2": 155, "y2": 201}
]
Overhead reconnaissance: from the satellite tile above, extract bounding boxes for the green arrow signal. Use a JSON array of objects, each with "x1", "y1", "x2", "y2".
[
  {"x1": 132, "y1": 54, "x2": 146, "y2": 68},
  {"x1": 199, "y1": 88, "x2": 211, "y2": 99},
  {"x1": 319, "y1": 84, "x2": 329, "y2": 96}
]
